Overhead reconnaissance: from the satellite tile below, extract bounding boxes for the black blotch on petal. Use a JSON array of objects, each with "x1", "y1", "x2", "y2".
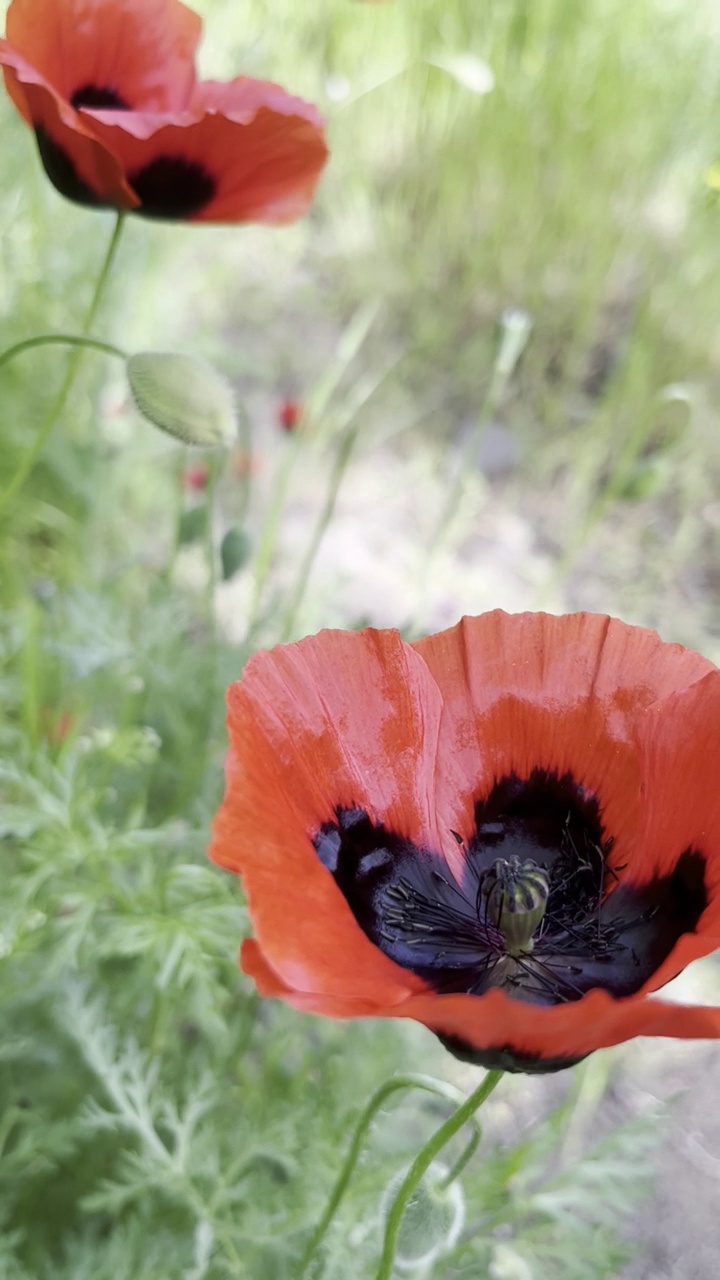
[
  {"x1": 313, "y1": 793, "x2": 709, "y2": 1019},
  {"x1": 469, "y1": 768, "x2": 607, "y2": 892},
  {"x1": 34, "y1": 127, "x2": 107, "y2": 208},
  {"x1": 71, "y1": 84, "x2": 131, "y2": 110},
  {"x1": 437, "y1": 1033, "x2": 587, "y2": 1075},
  {"x1": 128, "y1": 155, "x2": 217, "y2": 221},
  {"x1": 601, "y1": 847, "x2": 708, "y2": 996}
]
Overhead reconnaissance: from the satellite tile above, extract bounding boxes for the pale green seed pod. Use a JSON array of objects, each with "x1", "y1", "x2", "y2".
[
  {"x1": 380, "y1": 1160, "x2": 465, "y2": 1273},
  {"x1": 126, "y1": 352, "x2": 237, "y2": 448},
  {"x1": 483, "y1": 856, "x2": 550, "y2": 956}
]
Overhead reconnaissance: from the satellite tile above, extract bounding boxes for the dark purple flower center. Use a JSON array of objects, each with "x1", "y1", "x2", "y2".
[{"x1": 314, "y1": 769, "x2": 706, "y2": 1009}]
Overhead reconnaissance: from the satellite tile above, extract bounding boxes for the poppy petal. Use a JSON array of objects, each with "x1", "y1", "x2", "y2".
[
  {"x1": 243, "y1": 938, "x2": 720, "y2": 1063},
  {"x1": 398, "y1": 984, "x2": 720, "y2": 1064},
  {"x1": 210, "y1": 629, "x2": 446, "y2": 1000},
  {"x1": 628, "y1": 670, "x2": 720, "y2": 990},
  {"x1": 5, "y1": 0, "x2": 201, "y2": 110},
  {"x1": 83, "y1": 78, "x2": 328, "y2": 223},
  {"x1": 414, "y1": 611, "x2": 714, "y2": 869},
  {"x1": 240, "y1": 939, "x2": 418, "y2": 1017},
  {"x1": 0, "y1": 44, "x2": 137, "y2": 208}
]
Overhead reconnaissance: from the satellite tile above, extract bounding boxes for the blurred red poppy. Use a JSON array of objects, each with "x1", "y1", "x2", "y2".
[
  {"x1": 184, "y1": 463, "x2": 209, "y2": 492},
  {"x1": 211, "y1": 611, "x2": 720, "y2": 1073},
  {"x1": 0, "y1": 0, "x2": 328, "y2": 223},
  {"x1": 278, "y1": 397, "x2": 303, "y2": 432}
]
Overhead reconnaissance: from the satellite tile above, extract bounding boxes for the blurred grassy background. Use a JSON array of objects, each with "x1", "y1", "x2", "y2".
[{"x1": 2, "y1": 1, "x2": 720, "y2": 1276}]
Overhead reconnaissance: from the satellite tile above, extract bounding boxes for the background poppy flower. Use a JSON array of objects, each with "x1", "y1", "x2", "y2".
[
  {"x1": 0, "y1": 0, "x2": 328, "y2": 223},
  {"x1": 278, "y1": 397, "x2": 303, "y2": 432},
  {"x1": 211, "y1": 611, "x2": 720, "y2": 1074}
]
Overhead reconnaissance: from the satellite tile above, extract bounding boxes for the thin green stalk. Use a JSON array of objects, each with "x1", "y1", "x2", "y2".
[
  {"x1": 0, "y1": 211, "x2": 125, "y2": 518},
  {"x1": 234, "y1": 401, "x2": 254, "y2": 527},
  {"x1": 205, "y1": 462, "x2": 220, "y2": 643},
  {"x1": 298, "y1": 1072, "x2": 485, "y2": 1280},
  {"x1": 0, "y1": 333, "x2": 126, "y2": 374},
  {"x1": 375, "y1": 1069, "x2": 504, "y2": 1280},
  {"x1": 280, "y1": 425, "x2": 358, "y2": 643}
]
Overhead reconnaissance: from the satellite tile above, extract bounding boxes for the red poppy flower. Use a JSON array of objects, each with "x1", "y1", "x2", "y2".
[
  {"x1": 0, "y1": 0, "x2": 328, "y2": 223},
  {"x1": 210, "y1": 611, "x2": 720, "y2": 1074}
]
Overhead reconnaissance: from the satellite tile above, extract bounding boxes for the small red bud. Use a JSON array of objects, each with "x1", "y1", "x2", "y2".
[
  {"x1": 185, "y1": 464, "x2": 209, "y2": 492},
  {"x1": 278, "y1": 398, "x2": 302, "y2": 432}
]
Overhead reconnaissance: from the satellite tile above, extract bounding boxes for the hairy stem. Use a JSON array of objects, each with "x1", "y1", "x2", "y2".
[
  {"x1": 299, "y1": 1072, "x2": 486, "y2": 1280},
  {"x1": 375, "y1": 1069, "x2": 503, "y2": 1280}
]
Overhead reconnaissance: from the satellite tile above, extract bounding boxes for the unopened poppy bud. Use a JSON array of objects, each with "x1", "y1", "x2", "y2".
[
  {"x1": 127, "y1": 353, "x2": 237, "y2": 448},
  {"x1": 380, "y1": 1161, "x2": 465, "y2": 1272},
  {"x1": 483, "y1": 857, "x2": 549, "y2": 956}
]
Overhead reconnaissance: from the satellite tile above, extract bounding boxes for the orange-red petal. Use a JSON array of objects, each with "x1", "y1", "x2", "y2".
[
  {"x1": 0, "y1": 43, "x2": 137, "y2": 208},
  {"x1": 398, "y1": 985, "x2": 720, "y2": 1060},
  {"x1": 210, "y1": 629, "x2": 442, "y2": 1000},
  {"x1": 415, "y1": 611, "x2": 714, "y2": 877},
  {"x1": 5, "y1": 0, "x2": 201, "y2": 110},
  {"x1": 84, "y1": 78, "x2": 328, "y2": 223},
  {"x1": 243, "y1": 937, "x2": 720, "y2": 1059},
  {"x1": 629, "y1": 670, "x2": 720, "y2": 990}
]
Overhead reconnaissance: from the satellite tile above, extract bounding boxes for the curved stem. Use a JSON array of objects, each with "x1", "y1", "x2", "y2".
[
  {"x1": 375, "y1": 1069, "x2": 503, "y2": 1280},
  {"x1": 298, "y1": 1072, "x2": 484, "y2": 1280},
  {"x1": 0, "y1": 333, "x2": 126, "y2": 374},
  {"x1": 0, "y1": 211, "x2": 125, "y2": 518},
  {"x1": 280, "y1": 425, "x2": 358, "y2": 643}
]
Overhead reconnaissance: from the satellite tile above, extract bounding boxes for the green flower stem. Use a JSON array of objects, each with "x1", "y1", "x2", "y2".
[
  {"x1": 298, "y1": 1072, "x2": 486, "y2": 1280},
  {"x1": 375, "y1": 1069, "x2": 504, "y2": 1280},
  {"x1": 234, "y1": 401, "x2": 254, "y2": 527},
  {"x1": 205, "y1": 460, "x2": 221, "y2": 640},
  {"x1": 0, "y1": 210, "x2": 125, "y2": 518},
  {"x1": 280, "y1": 425, "x2": 358, "y2": 643},
  {"x1": 0, "y1": 333, "x2": 126, "y2": 374}
]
